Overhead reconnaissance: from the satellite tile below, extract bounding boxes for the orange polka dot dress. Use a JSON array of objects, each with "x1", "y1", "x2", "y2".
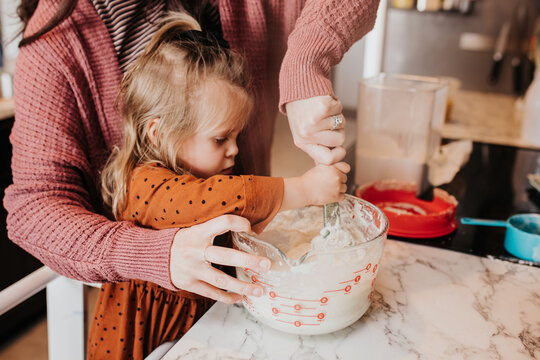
[{"x1": 87, "y1": 164, "x2": 284, "y2": 359}]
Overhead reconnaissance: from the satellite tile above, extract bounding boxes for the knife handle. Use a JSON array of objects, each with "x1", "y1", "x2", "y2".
[
  {"x1": 487, "y1": 59, "x2": 503, "y2": 85},
  {"x1": 512, "y1": 56, "x2": 524, "y2": 95}
]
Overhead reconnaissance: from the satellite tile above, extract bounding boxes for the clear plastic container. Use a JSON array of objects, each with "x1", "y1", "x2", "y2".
[
  {"x1": 356, "y1": 73, "x2": 449, "y2": 187},
  {"x1": 232, "y1": 195, "x2": 388, "y2": 335}
]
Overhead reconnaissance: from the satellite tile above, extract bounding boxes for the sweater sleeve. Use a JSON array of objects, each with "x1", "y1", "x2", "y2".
[
  {"x1": 124, "y1": 166, "x2": 284, "y2": 234},
  {"x1": 278, "y1": 0, "x2": 380, "y2": 112},
  {"x1": 3, "y1": 38, "x2": 177, "y2": 290}
]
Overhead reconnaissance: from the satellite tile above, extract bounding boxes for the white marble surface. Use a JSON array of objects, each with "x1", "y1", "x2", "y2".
[{"x1": 164, "y1": 239, "x2": 540, "y2": 360}]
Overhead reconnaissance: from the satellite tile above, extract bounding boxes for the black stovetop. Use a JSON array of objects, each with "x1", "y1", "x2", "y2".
[{"x1": 354, "y1": 141, "x2": 540, "y2": 267}]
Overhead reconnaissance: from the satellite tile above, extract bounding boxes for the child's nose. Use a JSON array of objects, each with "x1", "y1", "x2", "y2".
[{"x1": 227, "y1": 141, "x2": 239, "y2": 157}]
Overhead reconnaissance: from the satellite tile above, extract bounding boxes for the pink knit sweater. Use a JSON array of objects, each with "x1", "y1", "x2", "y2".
[{"x1": 4, "y1": 0, "x2": 378, "y2": 290}]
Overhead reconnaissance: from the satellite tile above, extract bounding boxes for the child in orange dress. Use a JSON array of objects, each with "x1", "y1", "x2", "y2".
[{"x1": 87, "y1": 12, "x2": 349, "y2": 360}]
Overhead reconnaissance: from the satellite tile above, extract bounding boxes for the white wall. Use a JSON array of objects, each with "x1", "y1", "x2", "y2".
[
  {"x1": 333, "y1": 0, "x2": 387, "y2": 111},
  {"x1": 1, "y1": 0, "x2": 21, "y2": 73},
  {"x1": 333, "y1": 40, "x2": 365, "y2": 110}
]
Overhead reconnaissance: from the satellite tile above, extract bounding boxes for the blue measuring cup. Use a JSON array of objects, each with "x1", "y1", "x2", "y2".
[{"x1": 461, "y1": 214, "x2": 540, "y2": 262}]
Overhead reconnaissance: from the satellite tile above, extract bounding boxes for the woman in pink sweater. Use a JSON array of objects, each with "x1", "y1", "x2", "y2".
[{"x1": 4, "y1": 0, "x2": 378, "y2": 350}]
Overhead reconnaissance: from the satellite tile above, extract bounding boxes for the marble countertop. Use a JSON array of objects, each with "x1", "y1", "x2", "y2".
[{"x1": 164, "y1": 239, "x2": 540, "y2": 360}]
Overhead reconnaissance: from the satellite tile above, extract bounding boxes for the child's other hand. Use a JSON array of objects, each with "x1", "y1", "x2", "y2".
[
  {"x1": 170, "y1": 215, "x2": 271, "y2": 304},
  {"x1": 302, "y1": 162, "x2": 350, "y2": 205}
]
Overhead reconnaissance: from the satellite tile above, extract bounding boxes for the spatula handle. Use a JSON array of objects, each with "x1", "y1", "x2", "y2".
[
  {"x1": 460, "y1": 217, "x2": 508, "y2": 227},
  {"x1": 323, "y1": 202, "x2": 339, "y2": 227}
]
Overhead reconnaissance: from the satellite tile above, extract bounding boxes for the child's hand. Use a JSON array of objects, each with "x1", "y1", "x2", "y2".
[
  {"x1": 301, "y1": 162, "x2": 350, "y2": 205},
  {"x1": 281, "y1": 162, "x2": 350, "y2": 211}
]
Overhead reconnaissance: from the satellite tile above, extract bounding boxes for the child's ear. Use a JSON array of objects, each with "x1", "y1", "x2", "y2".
[{"x1": 147, "y1": 117, "x2": 161, "y2": 146}]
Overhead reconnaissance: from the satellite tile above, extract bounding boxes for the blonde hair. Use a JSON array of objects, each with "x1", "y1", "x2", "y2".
[{"x1": 101, "y1": 12, "x2": 253, "y2": 219}]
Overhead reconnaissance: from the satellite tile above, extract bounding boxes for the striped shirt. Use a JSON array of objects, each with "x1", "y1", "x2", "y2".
[
  {"x1": 90, "y1": 0, "x2": 167, "y2": 72},
  {"x1": 90, "y1": 0, "x2": 221, "y2": 73}
]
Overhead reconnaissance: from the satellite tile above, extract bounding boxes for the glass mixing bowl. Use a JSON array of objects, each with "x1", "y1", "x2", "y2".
[{"x1": 232, "y1": 195, "x2": 388, "y2": 335}]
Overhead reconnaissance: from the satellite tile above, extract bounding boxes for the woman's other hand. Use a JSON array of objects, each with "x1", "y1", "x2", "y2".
[
  {"x1": 170, "y1": 215, "x2": 270, "y2": 304},
  {"x1": 285, "y1": 95, "x2": 346, "y2": 165}
]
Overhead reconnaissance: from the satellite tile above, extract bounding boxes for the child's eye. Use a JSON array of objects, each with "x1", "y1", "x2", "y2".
[{"x1": 214, "y1": 137, "x2": 227, "y2": 145}]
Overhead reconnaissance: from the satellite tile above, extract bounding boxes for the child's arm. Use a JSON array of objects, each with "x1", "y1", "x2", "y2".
[
  {"x1": 125, "y1": 162, "x2": 349, "y2": 234},
  {"x1": 124, "y1": 165, "x2": 283, "y2": 233}
]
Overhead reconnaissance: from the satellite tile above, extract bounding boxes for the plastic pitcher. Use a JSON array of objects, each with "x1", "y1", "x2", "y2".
[
  {"x1": 232, "y1": 195, "x2": 388, "y2": 335},
  {"x1": 355, "y1": 73, "x2": 449, "y2": 187}
]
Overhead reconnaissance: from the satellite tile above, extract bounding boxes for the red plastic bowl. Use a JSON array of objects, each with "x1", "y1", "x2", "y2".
[{"x1": 356, "y1": 180, "x2": 458, "y2": 238}]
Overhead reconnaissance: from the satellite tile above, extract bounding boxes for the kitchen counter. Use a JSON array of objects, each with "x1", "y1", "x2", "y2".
[
  {"x1": 164, "y1": 239, "x2": 540, "y2": 359},
  {"x1": 442, "y1": 90, "x2": 536, "y2": 150},
  {"x1": 402, "y1": 141, "x2": 540, "y2": 266}
]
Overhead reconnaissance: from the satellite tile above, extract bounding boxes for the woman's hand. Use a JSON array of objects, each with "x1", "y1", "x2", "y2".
[
  {"x1": 286, "y1": 95, "x2": 346, "y2": 165},
  {"x1": 170, "y1": 215, "x2": 271, "y2": 304}
]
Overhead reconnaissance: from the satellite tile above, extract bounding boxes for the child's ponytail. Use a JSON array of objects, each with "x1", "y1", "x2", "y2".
[{"x1": 140, "y1": 12, "x2": 202, "y2": 60}]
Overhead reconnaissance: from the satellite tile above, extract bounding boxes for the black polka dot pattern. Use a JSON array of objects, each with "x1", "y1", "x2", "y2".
[
  {"x1": 122, "y1": 166, "x2": 279, "y2": 231},
  {"x1": 88, "y1": 280, "x2": 214, "y2": 359}
]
